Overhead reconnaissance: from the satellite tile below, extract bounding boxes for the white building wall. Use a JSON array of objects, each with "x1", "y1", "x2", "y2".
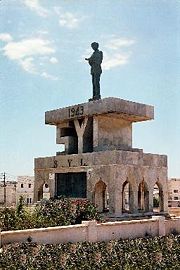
[
  {"x1": 16, "y1": 176, "x2": 34, "y2": 205},
  {"x1": 168, "y1": 178, "x2": 180, "y2": 207},
  {"x1": 0, "y1": 181, "x2": 16, "y2": 206}
]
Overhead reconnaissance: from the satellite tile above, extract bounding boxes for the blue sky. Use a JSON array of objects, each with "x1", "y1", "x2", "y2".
[{"x1": 0, "y1": 0, "x2": 179, "y2": 178}]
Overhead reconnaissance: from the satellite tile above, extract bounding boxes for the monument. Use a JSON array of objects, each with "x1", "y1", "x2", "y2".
[
  {"x1": 34, "y1": 44, "x2": 168, "y2": 216},
  {"x1": 85, "y1": 42, "x2": 103, "y2": 101}
]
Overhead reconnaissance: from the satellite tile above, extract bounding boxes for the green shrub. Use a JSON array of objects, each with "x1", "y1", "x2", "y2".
[
  {"x1": 0, "y1": 235, "x2": 179, "y2": 270},
  {"x1": 0, "y1": 197, "x2": 101, "y2": 231},
  {"x1": 0, "y1": 196, "x2": 35, "y2": 231},
  {"x1": 72, "y1": 199, "x2": 102, "y2": 224},
  {"x1": 33, "y1": 197, "x2": 77, "y2": 228},
  {"x1": 0, "y1": 207, "x2": 17, "y2": 231}
]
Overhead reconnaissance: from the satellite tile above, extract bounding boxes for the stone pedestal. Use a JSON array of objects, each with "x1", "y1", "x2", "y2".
[{"x1": 34, "y1": 97, "x2": 168, "y2": 216}]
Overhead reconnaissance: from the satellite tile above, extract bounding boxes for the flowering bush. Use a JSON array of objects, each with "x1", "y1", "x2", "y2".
[
  {"x1": 0, "y1": 235, "x2": 179, "y2": 269},
  {"x1": 0, "y1": 196, "x2": 35, "y2": 231},
  {"x1": 0, "y1": 207, "x2": 17, "y2": 231},
  {"x1": 0, "y1": 197, "x2": 101, "y2": 231}
]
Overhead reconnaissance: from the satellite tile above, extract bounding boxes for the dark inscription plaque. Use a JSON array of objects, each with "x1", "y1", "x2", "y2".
[{"x1": 55, "y1": 172, "x2": 87, "y2": 198}]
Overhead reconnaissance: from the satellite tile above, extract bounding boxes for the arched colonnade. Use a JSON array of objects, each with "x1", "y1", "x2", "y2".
[{"x1": 92, "y1": 176, "x2": 167, "y2": 215}]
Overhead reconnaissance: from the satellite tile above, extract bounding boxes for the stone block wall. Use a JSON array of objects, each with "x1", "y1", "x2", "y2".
[
  {"x1": 1, "y1": 217, "x2": 180, "y2": 247},
  {"x1": 34, "y1": 149, "x2": 168, "y2": 216}
]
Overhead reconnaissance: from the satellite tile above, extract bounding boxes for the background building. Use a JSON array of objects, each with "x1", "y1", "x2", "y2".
[
  {"x1": 168, "y1": 178, "x2": 180, "y2": 207},
  {"x1": 16, "y1": 176, "x2": 50, "y2": 204},
  {"x1": 0, "y1": 181, "x2": 16, "y2": 207},
  {"x1": 16, "y1": 176, "x2": 34, "y2": 205}
]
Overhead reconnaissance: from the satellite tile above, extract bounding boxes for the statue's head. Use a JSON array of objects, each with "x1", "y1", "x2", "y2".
[{"x1": 91, "y1": 42, "x2": 99, "y2": 51}]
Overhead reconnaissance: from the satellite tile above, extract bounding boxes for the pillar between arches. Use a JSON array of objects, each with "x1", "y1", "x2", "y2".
[
  {"x1": 47, "y1": 173, "x2": 55, "y2": 198},
  {"x1": 130, "y1": 188, "x2": 138, "y2": 213},
  {"x1": 149, "y1": 189, "x2": 154, "y2": 212},
  {"x1": 113, "y1": 187, "x2": 122, "y2": 216},
  {"x1": 109, "y1": 166, "x2": 123, "y2": 216},
  {"x1": 163, "y1": 190, "x2": 168, "y2": 212}
]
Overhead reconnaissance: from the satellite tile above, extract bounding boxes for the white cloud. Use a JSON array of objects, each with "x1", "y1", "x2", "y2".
[
  {"x1": 59, "y1": 12, "x2": 83, "y2": 29},
  {"x1": 49, "y1": 57, "x2": 58, "y2": 64},
  {"x1": 103, "y1": 37, "x2": 135, "y2": 70},
  {"x1": 19, "y1": 57, "x2": 37, "y2": 74},
  {"x1": 0, "y1": 33, "x2": 13, "y2": 42},
  {"x1": 53, "y1": 6, "x2": 61, "y2": 15},
  {"x1": 2, "y1": 37, "x2": 58, "y2": 80},
  {"x1": 37, "y1": 30, "x2": 49, "y2": 35},
  {"x1": 23, "y1": 0, "x2": 49, "y2": 17},
  {"x1": 104, "y1": 38, "x2": 135, "y2": 50},
  {"x1": 82, "y1": 36, "x2": 135, "y2": 71},
  {"x1": 102, "y1": 52, "x2": 130, "y2": 70},
  {"x1": 3, "y1": 38, "x2": 55, "y2": 60},
  {"x1": 41, "y1": 72, "x2": 58, "y2": 81},
  {"x1": 54, "y1": 6, "x2": 84, "y2": 29}
]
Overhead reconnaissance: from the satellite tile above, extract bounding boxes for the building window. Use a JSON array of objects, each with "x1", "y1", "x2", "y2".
[
  {"x1": 21, "y1": 184, "x2": 23, "y2": 188},
  {"x1": 27, "y1": 198, "x2": 29, "y2": 204},
  {"x1": 174, "y1": 190, "x2": 178, "y2": 193},
  {"x1": 29, "y1": 198, "x2": 32, "y2": 204},
  {"x1": 174, "y1": 197, "x2": 178, "y2": 200},
  {"x1": 29, "y1": 184, "x2": 31, "y2": 188}
]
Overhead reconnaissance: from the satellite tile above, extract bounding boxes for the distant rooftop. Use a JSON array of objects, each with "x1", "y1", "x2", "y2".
[{"x1": 0, "y1": 180, "x2": 17, "y2": 186}]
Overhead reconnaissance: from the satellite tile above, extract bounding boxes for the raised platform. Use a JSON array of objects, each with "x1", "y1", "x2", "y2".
[{"x1": 45, "y1": 97, "x2": 154, "y2": 125}]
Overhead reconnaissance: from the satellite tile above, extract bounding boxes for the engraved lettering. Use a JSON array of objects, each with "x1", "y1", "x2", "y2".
[
  {"x1": 54, "y1": 160, "x2": 58, "y2": 168},
  {"x1": 71, "y1": 108, "x2": 75, "y2": 117},
  {"x1": 80, "y1": 106, "x2": 84, "y2": 115},
  {"x1": 69, "y1": 106, "x2": 84, "y2": 118},
  {"x1": 80, "y1": 158, "x2": 83, "y2": 166},
  {"x1": 75, "y1": 106, "x2": 79, "y2": 116},
  {"x1": 80, "y1": 158, "x2": 87, "y2": 166},
  {"x1": 68, "y1": 159, "x2": 72, "y2": 167}
]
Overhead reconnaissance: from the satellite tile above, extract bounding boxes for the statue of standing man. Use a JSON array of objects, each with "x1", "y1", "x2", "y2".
[{"x1": 85, "y1": 42, "x2": 103, "y2": 100}]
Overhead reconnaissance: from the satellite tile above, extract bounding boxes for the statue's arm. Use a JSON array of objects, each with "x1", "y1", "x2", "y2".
[
  {"x1": 85, "y1": 53, "x2": 94, "y2": 66},
  {"x1": 85, "y1": 52, "x2": 93, "y2": 60}
]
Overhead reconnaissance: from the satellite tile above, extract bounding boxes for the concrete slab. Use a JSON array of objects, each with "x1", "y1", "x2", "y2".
[{"x1": 45, "y1": 97, "x2": 154, "y2": 125}]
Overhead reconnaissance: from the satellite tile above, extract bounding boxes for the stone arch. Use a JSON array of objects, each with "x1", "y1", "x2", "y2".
[
  {"x1": 153, "y1": 180, "x2": 164, "y2": 212},
  {"x1": 34, "y1": 170, "x2": 50, "y2": 202},
  {"x1": 138, "y1": 180, "x2": 149, "y2": 212},
  {"x1": 43, "y1": 183, "x2": 50, "y2": 192},
  {"x1": 93, "y1": 180, "x2": 107, "y2": 212},
  {"x1": 122, "y1": 179, "x2": 134, "y2": 213},
  {"x1": 37, "y1": 179, "x2": 50, "y2": 201},
  {"x1": 42, "y1": 183, "x2": 50, "y2": 200}
]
